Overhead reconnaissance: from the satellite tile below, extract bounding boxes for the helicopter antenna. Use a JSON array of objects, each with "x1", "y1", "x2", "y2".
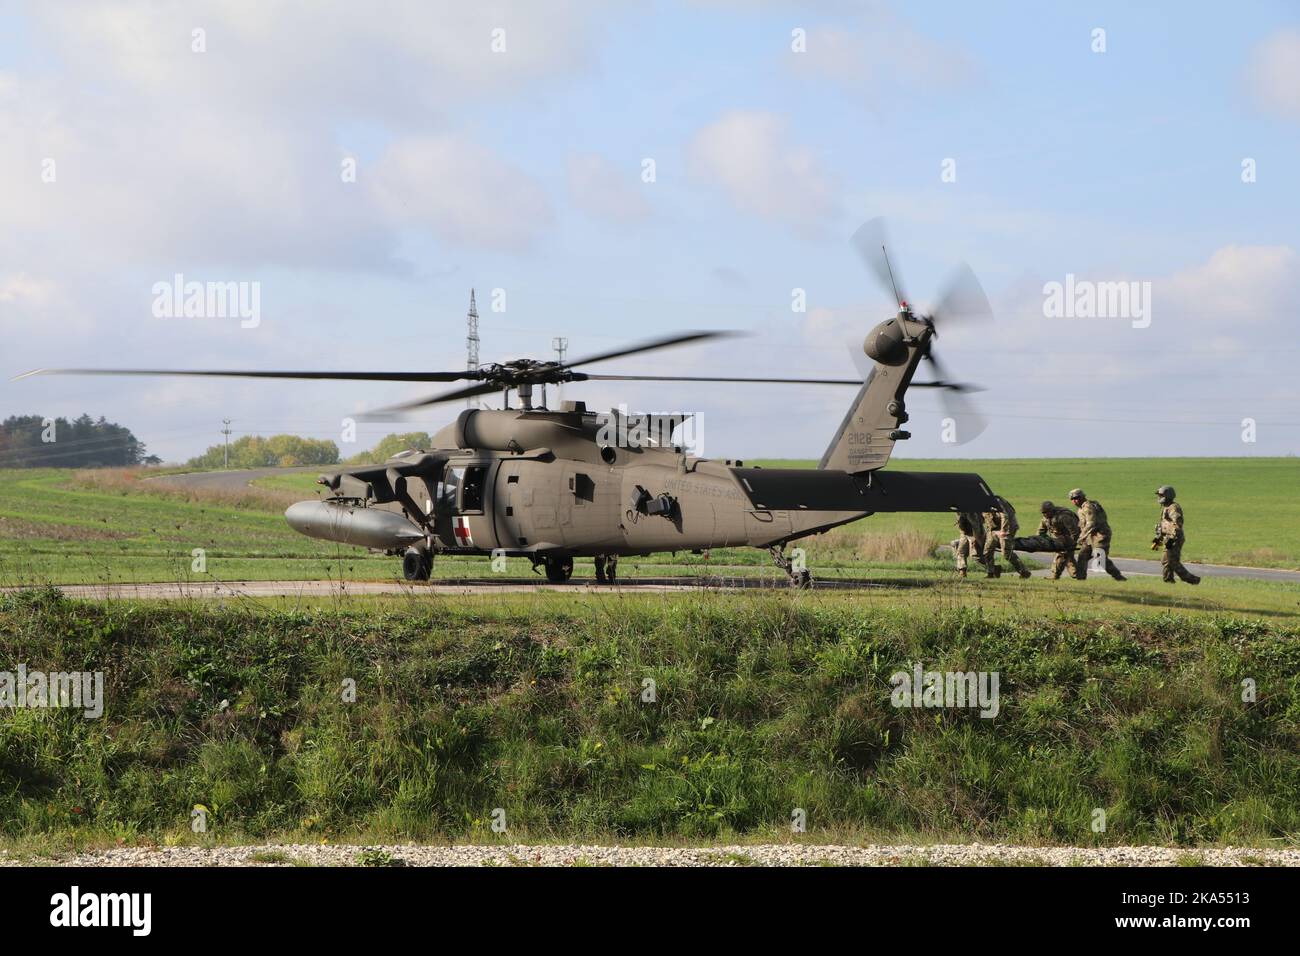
[{"x1": 881, "y1": 245, "x2": 904, "y2": 309}]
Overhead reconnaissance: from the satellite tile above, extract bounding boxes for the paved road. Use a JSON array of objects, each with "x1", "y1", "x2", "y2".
[
  {"x1": 1018, "y1": 552, "x2": 1300, "y2": 583},
  {"x1": 152, "y1": 468, "x2": 1300, "y2": 585},
  {"x1": 13, "y1": 575, "x2": 931, "y2": 601}
]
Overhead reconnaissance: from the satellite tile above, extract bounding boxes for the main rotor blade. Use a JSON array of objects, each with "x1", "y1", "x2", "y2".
[
  {"x1": 12, "y1": 368, "x2": 475, "y2": 383},
  {"x1": 932, "y1": 262, "x2": 993, "y2": 326},
  {"x1": 564, "y1": 331, "x2": 742, "y2": 370},
  {"x1": 850, "y1": 217, "x2": 907, "y2": 307},
  {"x1": 359, "y1": 381, "x2": 500, "y2": 418},
  {"x1": 580, "y1": 373, "x2": 863, "y2": 385}
]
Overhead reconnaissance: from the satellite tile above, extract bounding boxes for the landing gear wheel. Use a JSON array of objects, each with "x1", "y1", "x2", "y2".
[
  {"x1": 544, "y1": 556, "x2": 574, "y2": 583},
  {"x1": 769, "y1": 545, "x2": 813, "y2": 589},
  {"x1": 595, "y1": 555, "x2": 607, "y2": 584},
  {"x1": 402, "y1": 549, "x2": 432, "y2": 582}
]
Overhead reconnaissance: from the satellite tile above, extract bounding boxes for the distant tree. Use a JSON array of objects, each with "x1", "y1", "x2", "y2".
[
  {"x1": 185, "y1": 434, "x2": 340, "y2": 470},
  {"x1": 346, "y1": 431, "x2": 436, "y2": 464},
  {"x1": 0, "y1": 414, "x2": 149, "y2": 467}
]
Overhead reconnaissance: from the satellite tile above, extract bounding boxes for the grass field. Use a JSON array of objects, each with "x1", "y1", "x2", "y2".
[
  {"x1": 4, "y1": 461, "x2": 1299, "y2": 853},
  {"x1": 0, "y1": 458, "x2": 1297, "y2": 590},
  {"x1": 3, "y1": 587, "x2": 1298, "y2": 850}
]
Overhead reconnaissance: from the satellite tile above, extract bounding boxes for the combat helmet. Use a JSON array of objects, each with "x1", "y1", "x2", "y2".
[
  {"x1": 1040, "y1": 500, "x2": 1055, "y2": 514},
  {"x1": 1156, "y1": 485, "x2": 1175, "y2": 504},
  {"x1": 1068, "y1": 488, "x2": 1085, "y2": 502}
]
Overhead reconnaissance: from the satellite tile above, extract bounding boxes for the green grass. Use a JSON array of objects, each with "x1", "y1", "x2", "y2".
[
  {"x1": 2, "y1": 587, "x2": 1298, "y2": 849},
  {"x1": 0, "y1": 469, "x2": 395, "y2": 586}
]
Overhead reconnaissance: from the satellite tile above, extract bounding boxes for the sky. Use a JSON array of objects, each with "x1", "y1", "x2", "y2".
[{"x1": 2, "y1": 0, "x2": 1298, "y2": 463}]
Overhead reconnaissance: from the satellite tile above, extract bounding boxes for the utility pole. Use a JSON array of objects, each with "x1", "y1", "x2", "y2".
[
  {"x1": 552, "y1": 336, "x2": 568, "y2": 407},
  {"x1": 221, "y1": 419, "x2": 232, "y2": 469},
  {"x1": 466, "y1": 289, "x2": 480, "y2": 408}
]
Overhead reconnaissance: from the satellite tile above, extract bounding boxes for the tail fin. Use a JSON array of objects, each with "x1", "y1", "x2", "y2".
[{"x1": 818, "y1": 312, "x2": 933, "y2": 473}]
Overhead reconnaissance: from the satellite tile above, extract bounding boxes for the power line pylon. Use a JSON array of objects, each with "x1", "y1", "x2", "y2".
[{"x1": 466, "y1": 289, "x2": 480, "y2": 408}]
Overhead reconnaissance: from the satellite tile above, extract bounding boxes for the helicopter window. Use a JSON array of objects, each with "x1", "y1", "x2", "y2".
[
  {"x1": 460, "y1": 465, "x2": 487, "y2": 512},
  {"x1": 572, "y1": 473, "x2": 595, "y2": 503},
  {"x1": 437, "y1": 467, "x2": 462, "y2": 513}
]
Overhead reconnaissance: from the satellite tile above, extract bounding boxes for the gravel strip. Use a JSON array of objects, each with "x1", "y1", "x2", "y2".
[{"x1": 4, "y1": 843, "x2": 1297, "y2": 867}]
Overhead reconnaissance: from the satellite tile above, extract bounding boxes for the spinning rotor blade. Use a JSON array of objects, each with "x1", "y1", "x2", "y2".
[
  {"x1": 925, "y1": 350, "x2": 987, "y2": 443},
  {"x1": 580, "y1": 373, "x2": 863, "y2": 385},
  {"x1": 844, "y1": 340, "x2": 981, "y2": 391},
  {"x1": 931, "y1": 262, "x2": 993, "y2": 326},
  {"x1": 564, "y1": 330, "x2": 742, "y2": 370},
  {"x1": 360, "y1": 381, "x2": 501, "y2": 418},
  {"x1": 12, "y1": 368, "x2": 474, "y2": 382},
  {"x1": 850, "y1": 217, "x2": 907, "y2": 307}
]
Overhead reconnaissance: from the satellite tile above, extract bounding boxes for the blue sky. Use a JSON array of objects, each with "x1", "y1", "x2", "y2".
[{"x1": 2, "y1": 1, "x2": 1298, "y2": 462}]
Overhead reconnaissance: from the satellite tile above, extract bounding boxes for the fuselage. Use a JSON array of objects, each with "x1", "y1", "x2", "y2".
[{"x1": 285, "y1": 405, "x2": 997, "y2": 560}]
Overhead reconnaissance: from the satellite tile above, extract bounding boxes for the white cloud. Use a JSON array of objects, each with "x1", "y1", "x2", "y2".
[
  {"x1": 0, "y1": 1, "x2": 605, "y2": 273},
  {"x1": 787, "y1": 16, "x2": 979, "y2": 103},
  {"x1": 0, "y1": 274, "x2": 60, "y2": 308},
  {"x1": 370, "y1": 135, "x2": 552, "y2": 251},
  {"x1": 1245, "y1": 29, "x2": 1300, "y2": 120},
  {"x1": 687, "y1": 111, "x2": 839, "y2": 234},
  {"x1": 1160, "y1": 244, "x2": 1299, "y2": 322},
  {"x1": 567, "y1": 153, "x2": 651, "y2": 223},
  {"x1": 27, "y1": 1, "x2": 600, "y2": 124}
]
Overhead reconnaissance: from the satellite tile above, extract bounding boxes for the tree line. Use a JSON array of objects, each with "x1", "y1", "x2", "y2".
[
  {"x1": 0, "y1": 416, "x2": 438, "y2": 470},
  {"x1": 0, "y1": 414, "x2": 155, "y2": 468}
]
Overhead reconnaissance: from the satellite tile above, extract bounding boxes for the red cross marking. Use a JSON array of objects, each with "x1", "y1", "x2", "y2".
[{"x1": 453, "y1": 517, "x2": 472, "y2": 546}]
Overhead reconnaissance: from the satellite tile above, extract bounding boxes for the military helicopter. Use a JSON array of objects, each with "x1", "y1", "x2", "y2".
[{"x1": 19, "y1": 221, "x2": 1000, "y2": 587}]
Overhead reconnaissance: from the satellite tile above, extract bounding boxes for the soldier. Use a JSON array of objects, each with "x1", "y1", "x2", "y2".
[
  {"x1": 950, "y1": 511, "x2": 988, "y2": 579},
  {"x1": 983, "y1": 495, "x2": 1032, "y2": 579},
  {"x1": 1068, "y1": 488, "x2": 1126, "y2": 581},
  {"x1": 594, "y1": 553, "x2": 619, "y2": 584},
  {"x1": 1012, "y1": 500, "x2": 1079, "y2": 580},
  {"x1": 1151, "y1": 485, "x2": 1201, "y2": 585}
]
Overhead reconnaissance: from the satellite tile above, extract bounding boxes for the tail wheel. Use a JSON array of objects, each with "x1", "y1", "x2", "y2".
[
  {"x1": 402, "y1": 549, "x2": 432, "y2": 582},
  {"x1": 544, "y1": 556, "x2": 574, "y2": 583}
]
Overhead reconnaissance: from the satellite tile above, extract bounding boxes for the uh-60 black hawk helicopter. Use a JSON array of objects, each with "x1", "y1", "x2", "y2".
[{"x1": 22, "y1": 221, "x2": 1000, "y2": 587}]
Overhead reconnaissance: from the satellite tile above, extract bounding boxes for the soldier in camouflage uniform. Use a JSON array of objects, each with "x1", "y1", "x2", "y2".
[
  {"x1": 1011, "y1": 500, "x2": 1079, "y2": 579},
  {"x1": 1069, "y1": 488, "x2": 1126, "y2": 581},
  {"x1": 1151, "y1": 485, "x2": 1200, "y2": 585},
  {"x1": 950, "y1": 511, "x2": 988, "y2": 579},
  {"x1": 982, "y1": 495, "x2": 1031, "y2": 579}
]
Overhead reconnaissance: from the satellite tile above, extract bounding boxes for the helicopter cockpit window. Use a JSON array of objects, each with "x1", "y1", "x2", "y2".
[
  {"x1": 437, "y1": 467, "x2": 462, "y2": 514},
  {"x1": 459, "y1": 465, "x2": 487, "y2": 513}
]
